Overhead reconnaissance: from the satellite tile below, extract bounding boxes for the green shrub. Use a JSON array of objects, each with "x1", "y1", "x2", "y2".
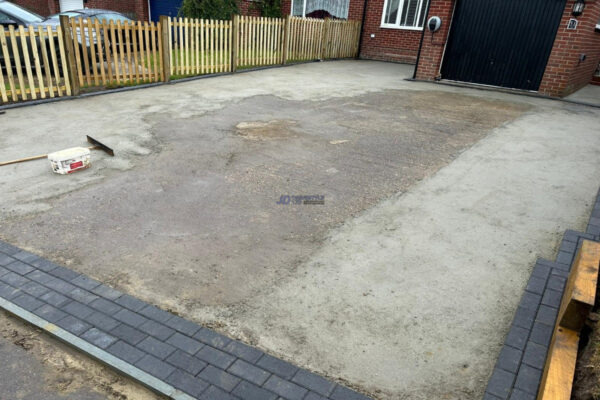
[
  {"x1": 251, "y1": 0, "x2": 282, "y2": 18},
  {"x1": 179, "y1": 0, "x2": 239, "y2": 20}
]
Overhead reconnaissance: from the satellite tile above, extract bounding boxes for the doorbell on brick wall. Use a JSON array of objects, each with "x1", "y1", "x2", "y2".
[{"x1": 427, "y1": 16, "x2": 442, "y2": 32}]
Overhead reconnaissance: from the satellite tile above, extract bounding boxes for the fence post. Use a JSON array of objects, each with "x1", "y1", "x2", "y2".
[
  {"x1": 321, "y1": 18, "x2": 330, "y2": 60},
  {"x1": 59, "y1": 15, "x2": 80, "y2": 96},
  {"x1": 282, "y1": 15, "x2": 291, "y2": 65},
  {"x1": 160, "y1": 16, "x2": 171, "y2": 82},
  {"x1": 231, "y1": 14, "x2": 239, "y2": 73}
]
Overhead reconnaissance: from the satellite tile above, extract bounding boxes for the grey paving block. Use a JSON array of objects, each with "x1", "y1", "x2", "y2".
[
  {"x1": 485, "y1": 368, "x2": 515, "y2": 399},
  {"x1": 68, "y1": 288, "x2": 99, "y2": 305},
  {"x1": 166, "y1": 370, "x2": 210, "y2": 398},
  {"x1": 1, "y1": 272, "x2": 30, "y2": 287},
  {"x1": 509, "y1": 388, "x2": 536, "y2": 400},
  {"x1": 63, "y1": 301, "x2": 95, "y2": 319},
  {"x1": 496, "y1": 345, "x2": 522, "y2": 374},
  {"x1": 263, "y1": 375, "x2": 308, "y2": 400},
  {"x1": 83, "y1": 311, "x2": 121, "y2": 331},
  {"x1": 556, "y1": 251, "x2": 573, "y2": 265},
  {"x1": 21, "y1": 281, "x2": 50, "y2": 298},
  {"x1": 505, "y1": 325, "x2": 529, "y2": 351},
  {"x1": 28, "y1": 258, "x2": 58, "y2": 273},
  {"x1": 522, "y1": 341, "x2": 548, "y2": 370},
  {"x1": 194, "y1": 328, "x2": 232, "y2": 350},
  {"x1": 257, "y1": 354, "x2": 299, "y2": 380},
  {"x1": 33, "y1": 304, "x2": 68, "y2": 323},
  {"x1": 541, "y1": 289, "x2": 562, "y2": 308},
  {"x1": 166, "y1": 332, "x2": 204, "y2": 355},
  {"x1": 48, "y1": 266, "x2": 80, "y2": 281},
  {"x1": 44, "y1": 278, "x2": 77, "y2": 295},
  {"x1": 550, "y1": 267, "x2": 569, "y2": 278},
  {"x1": 106, "y1": 340, "x2": 146, "y2": 364},
  {"x1": 228, "y1": 359, "x2": 271, "y2": 386},
  {"x1": 138, "y1": 304, "x2": 173, "y2": 324},
  {"x1": 196, "y1": 346, "x2": 236, "y2": 370},
  {"x1": 232, "y1": 381, "x2": 278, "y2": 400},
  {"x1": 589, "y1": 225, "x2": 600, "y2": 236},
  {"x1": 546, "y1": 275, "x2": 566, "y2": 292},
  {"x1": 514, "y1": 364, "x2": 542, "y2": 395},
  {"x1": 55, "y1": 315, "x2": 92, "y2": 335},
  {"x1": 110, "y1": 324, "x2": 148, "y2": 345},
  {"x1": 89, "y1": 298, "x2": 123, "y2": 315},
  {"x1": 198, "y1": 365, "x2": 241, "y2": 392},
  {"x1": 0, "y1": 266, "x2": 9, "y2": 277},
  {"x1": 519, "y1": 291, "x2": 541, "y2": 311},
  {"x1": 115, "y1": 294, "x2": 147, "y2": 312},
  {"x1": 113, "y1": 308, "x2": 148, "y2": 328},
  {"x1": 12, "y1": 293, "x2": 44, "y2": 311},
  {"x1": 524, "y1": 276, "x2": 546, "y2": 295},
  {"x1": 71, "y1": 275, "x2": 101, "y2": 291},
  {"x1": 91, "y1": 284, "x2": 122, "y2": 301},
  {"x1": 138, "y1": 319, "x2": 175, "y2": 341},
  {"x1": 589, "y1": 217, "x2": 600, "y2": 227},
  {"x1": 531, "y1": 263, "x2": 551, "y2": 280},
  {"x1": 513, "y1": 306, "x2": 536, "y2": 330},
  {"x1": 291, "y1": 369, "x2": 336, "y2": 397},
  {"x1": 135, "y1": 354, "x2": 176, "y2": 380},
  {"x1": 224, "y1": 340, "x2": 264, "y2": 363},
  {"x1": 0, "y1": 253, "x2": 15, "y2": 266},
  {"x1": 165, "y1": 349, "x2": 207, "y2": 376},
  {"x1": 26, "y1": 270, "x2": 56, "y2": 285},
  {"x1": 168, "y1": 315, "x2": 201, "y2": 336},
  {"x1": 559, "y1": 240, "x2": 576, "y2": 254},
  {"x1": 0, "y1": 283, "x2": 21, "y2": 300},
  {"x1": 5, "y1": 261, "x2": 35, "y2": 276},
  {"x1": 137, "y1": 336, "x2": 177, "y2": 360},
  {"x1": 12, "y1": 250, "x2": 40, "y2": 264},
  {"x1": 330, "y1": 384, "x2": 371, "y2": 400},
  {"x1": 0, "y1": 241, "x2": 20, "y2": 256},
  {"x1": 200, "y1": 385, "x2": 238, "y2": 400},
  {"x1": 81, "y1": 328, "x2": 117, "y2": 349},
  {"x1": 535, "y1": 305, "x2": 558, "y2": 326},
  {"x1": 530, "y1": 322, "x2": 553, "y2": 347}
]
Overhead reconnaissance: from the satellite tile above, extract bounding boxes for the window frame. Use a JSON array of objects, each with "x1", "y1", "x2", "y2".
[{"x1": 380, "y1": 0, "x2": 428, "y2": 30}]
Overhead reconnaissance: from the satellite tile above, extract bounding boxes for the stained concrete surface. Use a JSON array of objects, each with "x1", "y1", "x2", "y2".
[
  {"x1": 1, "y1": 61, "x2": 600, "y2": 399},
  {"x1": 566, "y1": 84, "x2": 600, "y2": 106}
]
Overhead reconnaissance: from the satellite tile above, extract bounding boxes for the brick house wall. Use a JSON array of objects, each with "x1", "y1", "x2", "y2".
[
  {"x1": 413, "y1": 0, "x2": 452, "y2": 80},
  {"x1": 13, "y1": 0, "x2": 149, "y2": 20}
]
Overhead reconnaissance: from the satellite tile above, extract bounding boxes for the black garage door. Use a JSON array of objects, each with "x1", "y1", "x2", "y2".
[{"x1": 441, "y1": 0, "x2": 566, "y2": 91}]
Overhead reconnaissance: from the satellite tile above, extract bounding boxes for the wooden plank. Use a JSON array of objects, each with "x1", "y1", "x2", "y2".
[
  {"x1": 78, "y1": 18, "x2": 91, "y2": 85},
  {"x1": 28, "y1": 26, "x2": 45, "y2": 99},
  {"x1": 19, "y1": 26, "x2": 36, "y2": 100},
  {"x1": 117, "y1": 20, "x2": 126, "y2": 82},
  {"x1": 168, "y1": 17, "x2": 173, "y2": 76},
  {"x1": 38, "y1": 26, "x2": 54, "y2": 98},
  {"x1": 194, "y1": 19, "x2": 199, "y2": 74},
  {"x1": 56, "y1": 24, "x2": 73, "y2": 95},
  {"x1": 123, "y1": 21, "x2": 133, "y2": 83},
  {"x1": 0, "y1": 26, "x2": 17, "y2": 101},
  {"x1": 158, "y1": 20, "x2": 165, "y2": 82},
  {"x1": 200, "y1": 19, "x2": 205, "y2": 74},
  {"x1": 0, "y1": 29, "x2": 7, "y2": 102},
  {"x1": 109, "y1": 20, "x2": 120, "y2": 83},
  {"x1": 185, "y1": 18, "x2": 190, "y2": 75},
  {"x1": 538, "y1": 327, "x2": 579, "y2": 400},
  {"x1": 172, "y1": 17, "x2": 177, "y2": 75},
  {"x1": 94, "y1": 20, "x2": 106, "y2": 85},
  {"x1": 130, "y1": 19, "x2": 139, "y2": 83},
  {"x1": 210, "y1": 19, "x2": 215, "y2": 74},
  {"x1": 558, "y1": 240, "x2": 600, "y2": 331},
  {"x1": 86, "y1": 18, "x2": 98, "y2": 85},
  {"x1": 9, "y1": 26, "x2": 26, "y2": 100},
  {"x1": 144, "y1": 22, "x2": 152, "y2": 81},
  {"x1": 136, "y1": 22, "x2": 146, "y2": 81},
  {"x1": 101, "y1": 19, "x2": 113, "y2": 84},
  {"x1": 178, "y1": 18, "x2": 184, "y2": 75},
  {"x1": 47, "y1": 27, "x2": 62, "y2": 96},
  {"x1": 152, "y1": 22, "x2": 159, "y2": 82}
]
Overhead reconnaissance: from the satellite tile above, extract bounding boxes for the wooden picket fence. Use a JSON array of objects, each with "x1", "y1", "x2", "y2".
[
  {"x1": 0, "y1": 15, "x2": 361, "y2": 105},
  {"x1": 0, "y1": 25, "x2": 71, "y2": 103},
  {"x1": 68, "y1": 17, "x2": 163, "y2": 87},
  {"x1": 169, "y1": 18, "x2": 232, "y2": 76}
]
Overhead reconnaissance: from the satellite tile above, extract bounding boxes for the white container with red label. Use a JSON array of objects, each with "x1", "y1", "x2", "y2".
[{"x1": 48, "y1": 147, "x2": 91, "y2": 174}]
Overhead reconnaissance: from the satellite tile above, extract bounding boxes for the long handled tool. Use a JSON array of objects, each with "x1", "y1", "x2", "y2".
[{"x1": 0, "y1": 136, "x2": 114, "y2": 167}]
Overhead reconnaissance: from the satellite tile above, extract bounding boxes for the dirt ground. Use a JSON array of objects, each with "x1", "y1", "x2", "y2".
[{"x1": 1, "y1": 61, "x2": 600, "y2": 399}]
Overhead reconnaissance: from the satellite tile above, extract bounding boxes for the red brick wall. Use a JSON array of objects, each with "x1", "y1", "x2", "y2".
[
  {"x1": 12, "y1": 0, "x2": 56, "y2": 16},
  {"x1": 539, "y1": 0, "x2": 600, "y2": 96},
  {"x1": 359, "y1": 0, "x2": 422, "y2": 63},
  {"x1": 13, "y1": 0, "x2": 149, "y2": 20},
  {"x1": 414, "y1": 0, "x2": 453, "y2": 79},
  {"x1": 239, "y1": 0, "x2": 262, "y2": 16}
]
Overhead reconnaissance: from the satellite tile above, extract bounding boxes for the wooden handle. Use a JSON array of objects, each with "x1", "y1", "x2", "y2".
[{"x1": 0, "y1": 154, "x2": 48, "y2": 167}]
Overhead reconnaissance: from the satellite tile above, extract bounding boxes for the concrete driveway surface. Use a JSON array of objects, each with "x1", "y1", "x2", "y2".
[{"x1": 1, "y1": 60, "x2": 599, "y2": 399}]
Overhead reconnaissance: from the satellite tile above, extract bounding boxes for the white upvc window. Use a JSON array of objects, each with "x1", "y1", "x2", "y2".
[
  {"x1": 381, "y1": 0, "x2": 429, "y2": 30},
  {"x1": 291, "y1": 0, "x2": 350, "y2": 19}
]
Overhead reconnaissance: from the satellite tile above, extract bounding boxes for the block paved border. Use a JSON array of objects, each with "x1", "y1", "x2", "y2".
[
  {"x1": 0, "y1": 240, "x2": 371, "y2": 400},
  {"x1": 483, "y1": 188, "x2": 600, "y2": 400}
]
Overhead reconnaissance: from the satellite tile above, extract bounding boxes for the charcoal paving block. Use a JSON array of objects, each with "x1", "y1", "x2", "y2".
[
  {"x1": 135, "y1": 354, "x2": 176, "y2": 380},
  {"x1": 26, "y1": 270, "x2": 56, "y2": 285},
  {"x1": 530, "y1": 322, "x2": 553, "y2": 347},
  {"x1": 115, "y1": 294, "x2": 147, "y2": 312},
  {"x1": 330, "y1": 384, "x2": 371, "y2": 400},
  {"x1": 166, "y1": 332, "x2": 204, "y2": 355},
  {"x1": 68, "y1": 288, "x2": 99, "y2": 305},
  {"x1": 55, "y1": 315, "x2": 92, "y2": 336},
  {"x1": 514, "y1": 364, "x2": 542, "y2": 395},
  {"x1": 44, "y1": 279, "x2": 77, "y2": 295},
  {"x1": 232, "y1": 381, "x2": 278, "y2": 400},
  {"x1": 138, "y1": 304, "x2": 173, "y2": 324},
  {"x1": 292, "y1": 369, "x2": 336, "y2": 397},
  {"x1": 0, "y1": 283, "x2": 21, "y2": 300},
  {"x1": 33, "y1": 304, "x2": 67, "y2": 323},
  {"x1": 535, "y1": 305, "x2": 558, "y2": 326},
  {"x1": 546, "y1": 275, "x2": 566, "y2": 292},
  {"x1": 0, "y1": 241, "x2": 20, "y2": 256},
  {"x1": 106, "y1": 340, "x2": 146, "y2": 364},
  {"x1": 264, "y1": 375, "x2": 308, "y2": 400},
  {"x1": 89, "y1": 298, "x2": 122, "y2": 315},
  {"x1": 0, "y1": 254, "x2": 15, "y2": 266},
  {"x1": 138, "y1": 319, "x2": 175, "y2": 341},
  {"x1": 29, "y1": 258, "x2": 58, "y2": 272},
  {"x1": 525, "y1": 276, "x2": 546, "y2": 295},
  {"x1": 531, "y1": 263, "x2": 551, "y2": 280},
  {"x1": 84, "y1": 311, "x2": 120, "y2": 331},
  {"x1": 257, "y1": 354, "x2": 299, "y2": 380},
  {"x1": 49, "y1": 266, "x2": 80, "y2": 281},
  {"x1": 519, "y1": 291, "x2": 542, "y2": 311},
  {"x1": 522, "y1": 341, "x2": 548, "y2": 370},
  {"x1": 168, "y1": 315, "x2": 201, "y2": 336},
  {"x1": 485, "y1": 368, "x2": 515, "y2": 399},
  {"x1": 304, "y1": 392, "x2": 328, "y2": 400},
  {"x1": 113, "y1": 308, "x2": 148, "y2": 328},
  {"x1": 165, "y1": 349, "x2": 207, "y2": 376},
  {"x1": 513, "y1": 307, "x2": 536, "y2": 330},
  {"x1": 12, "y1": 251, "x2": 40, "y2": 264},
  {"x1": 509, "y1": 388, "x2": 536, "y2": 400},
  {"x1": 541, "y1": 289, "x2": 562, "y2": 308},
  {"x1": 200, "y1": 385, "x2": 238, "y2": 400},
  {"x1": 137, "y1": 336, "x2": 176, "y2": 360},
  {"x1": 110, "y1": 324, "x2": 148, "y2": 345},
  {"x1": 505, "y1": 325, "x2": 529, "y2": 351},
  {"x1": 5, "y1": 261, "x2": 35, "y2": 275},
  {"x1": 63, "y1": 301, "x2": 95, "y2": 319},
  {"x1": 20, "y1": 281, "x2": 49, "y2": 297},
  {"x1": 196, "y1": 345, "x2": 236, "y2": 370},
  {"x1": 81, "y1": 328, "x2": 117, "y2": 349},
  {"x1": 166, "y1": 370, "x2": 209, "y2": 398},
  {"x1": 228, "y1": 359, "x2": 271, "y2": 386},
  {"x1": 12, "y1": 293, "x2": 44, "y2": 311},
  {"x1": 224, "y1": 340, "x2": 263, "y2": 363},
  {"x1": 1, "y1": 272, "x2": 30, "y2": 288},
  {"x1": 0, "y1": 266, "x2": 8, "y2": 277},
  {"x1": 194, "y1": 328, "x2": 232, "y2": 350},
  {"x1": 71, "y1": 275, "x2": 101, "y2": 291},
  {"x1": 496, "y1": 345, "x2": 522, "y2": 374},
  {"x1": 198, "y1": 365, "x2": 241, "y2": 392},
  {"x1": 91, "y1": 284, "x2": 122, "y2": 300}
]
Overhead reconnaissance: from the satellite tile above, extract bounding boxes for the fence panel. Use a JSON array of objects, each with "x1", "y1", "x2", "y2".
[
  {"x1": 70, "y1": 17, "x2": 162, "y2": 88},
  {"x1": 0, "y1": 25, "x2": 70, "y2": 104},
  {"x1": 169, "y1": 17, "x2": 232, "y2": 77},
  {"x1": 287, "y1": 17, "x2": 324, "y2": 62},
  {"x1": 237, "y1": 16, "x2": 285, "y2": 69},
  {"x1": 324, "y1": 19, "x2": 361, "y2": 59}
]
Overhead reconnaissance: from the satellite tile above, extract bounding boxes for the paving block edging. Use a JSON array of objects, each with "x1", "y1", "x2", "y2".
[
  {"x1": 483, "y1": 188, "x2": 600, "y2": 400},
  {"x1": 0, "y1": 240, "x2": 371, "y2": 400}
]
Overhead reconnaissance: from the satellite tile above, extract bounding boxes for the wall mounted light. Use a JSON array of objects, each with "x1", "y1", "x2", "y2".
[{"x1": 572, "y1": 0, "x2": 585, "y2": 17}]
